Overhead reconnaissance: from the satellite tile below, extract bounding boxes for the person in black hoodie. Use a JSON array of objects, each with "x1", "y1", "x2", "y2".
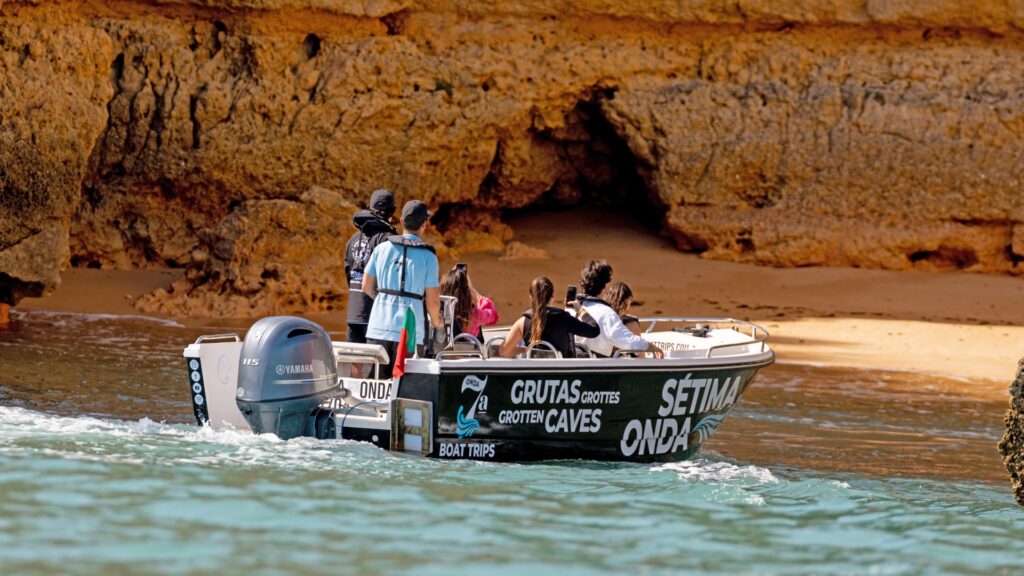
[{"x1": 344, "y1": 189, "x2": 396, "y2": 343}]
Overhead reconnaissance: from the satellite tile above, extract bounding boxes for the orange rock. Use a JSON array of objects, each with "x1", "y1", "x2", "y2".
[
  {"x1": 500, "y1": 241, "x2": 550, "y2": 261},
  {"x1": 3, "y1": 0, "x2": 1024, "y2": 314}
]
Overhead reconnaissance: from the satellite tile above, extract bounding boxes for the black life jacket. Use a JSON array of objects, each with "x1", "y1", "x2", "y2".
[
  {"x1": 375, "y1": 235, "x2": 437, "y2": 301},
  {"x1": 578, "y1": 294, "x2": 611, "y2": 307}
]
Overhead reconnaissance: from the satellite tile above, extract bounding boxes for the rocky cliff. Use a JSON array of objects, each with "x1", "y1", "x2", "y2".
[
  {"x1": 2, "y1": 0, "x2": 1024, "y2": 315},
  {"x1": 1000, "y1": 358, "x2": 1024, "y2": 505}
]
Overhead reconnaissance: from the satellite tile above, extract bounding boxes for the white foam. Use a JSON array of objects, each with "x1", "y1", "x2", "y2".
[
  {"x1": 651, "y1": 459, "x2": 778, "y2": 485},
  {"x1": 0, "y1": 406, "x2": 383, "y2": 473},
  {"x1": 13, "y1": 309, "x2": 185, "y2": 328},
  {"x1": 0, "y1": 407, "x2": 183, "y2": 441}
]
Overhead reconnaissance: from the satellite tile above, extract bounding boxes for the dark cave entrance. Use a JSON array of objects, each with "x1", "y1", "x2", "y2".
[
  {"x1": 517, "y1": 94, "x2": 663, "y2": 224},
  {"x1": 432, "y1": 91, "x2": 666, "y2": 242}
]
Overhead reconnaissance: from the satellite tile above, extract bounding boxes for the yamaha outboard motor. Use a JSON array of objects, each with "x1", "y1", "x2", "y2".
[{"x1": 235, "y1": 316, "x2": 338, "y2": 439}]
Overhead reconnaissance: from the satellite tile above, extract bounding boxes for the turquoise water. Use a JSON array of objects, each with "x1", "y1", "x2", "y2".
[{"x1": 1, "y1": 310, "x2": 1021, "y2": 574}]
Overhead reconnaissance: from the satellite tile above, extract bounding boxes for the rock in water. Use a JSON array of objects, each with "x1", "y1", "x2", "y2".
[{"x1": 998, "y1": 358, "x2": 1024, "y2": 505}]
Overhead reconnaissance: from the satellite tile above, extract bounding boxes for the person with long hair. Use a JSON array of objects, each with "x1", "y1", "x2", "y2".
[
  {"x1": 603, "y1": 281, "x2": 642, "y2": 336},
  {"x1": 439, "y1": 267, "x2": 498, "y2": 340},
  {"x1": 498, "y1": 276, "x2": 600, "y2": 358}
]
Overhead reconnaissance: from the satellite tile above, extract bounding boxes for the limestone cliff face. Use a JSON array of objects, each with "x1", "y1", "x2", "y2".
[{"x1": 2, "y1": 0, "x2": 1024, "y2": 314}]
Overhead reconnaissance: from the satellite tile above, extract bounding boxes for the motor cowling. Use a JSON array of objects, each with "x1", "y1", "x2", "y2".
[{"x1": 235, "y1": 316, "x2": 338, "y2": 439}]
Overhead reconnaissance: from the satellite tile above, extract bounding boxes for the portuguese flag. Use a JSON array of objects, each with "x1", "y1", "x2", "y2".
[{"x1": 392, "y1": 306, "x2": 417, "y2": 379}]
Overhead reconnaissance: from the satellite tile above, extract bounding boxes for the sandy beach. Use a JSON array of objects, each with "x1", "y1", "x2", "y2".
[{"x1": 16, "y1": 208, "x2": 1024, "y2": 389}]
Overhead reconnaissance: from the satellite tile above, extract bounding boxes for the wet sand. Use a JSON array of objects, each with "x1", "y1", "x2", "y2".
[{"x1": 16, "y1": 208, "x2": 1024, "y2": 386}]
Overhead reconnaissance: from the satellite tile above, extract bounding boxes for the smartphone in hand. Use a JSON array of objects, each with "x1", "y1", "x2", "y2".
[{"x1": 565, "y1": 285, "x2": 578, "y2": 307}]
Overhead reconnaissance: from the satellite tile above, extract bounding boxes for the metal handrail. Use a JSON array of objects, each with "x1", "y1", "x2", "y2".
[
  {"x1": 574, "y1": 343, "x2": 596, "y2": 359},
  {"x1": 439, "y1": 295, "x2": 457, "y2": 345},
  {"x1": 332, "y1": 342, "x2": 389, "y2": 380},
  {"x1": 484, "y1": 337, "x2": 506, "y2": 359},
  {"x1": 436, "y1": 333, "x2": 485, "y2": 360},
  {"x1": 194, "y1": 333, "x2": 240, "y2": 343},
  {"x1": 446, "y1": 317, "x2": 771, "y2": 361},
  {"x1": 525, "y1": 340, "x2": 562, "y2": 359},
  {"x1": 638, "y1": 317, "x2": 770, "y2": 358},
  {"x1": 452, "y1": 333, "x2": 484, "y2": 351},
  {"x1": 335, "y1": 354, "x2": 382, "y2": 380}
]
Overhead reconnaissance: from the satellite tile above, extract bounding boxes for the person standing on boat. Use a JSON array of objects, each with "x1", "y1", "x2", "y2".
[
  {"x1": 344, "y1": 189, "x2": 397, "y2": 343},
  {"x1": 361, "y1": 200, "x2": 445, "y2": 378},
  {"x1": 576, "y1": 260, "x2": 663, "y2": 358},
  {"x1": 498, "y1": 276, "x2": 600, "y2": 358}
]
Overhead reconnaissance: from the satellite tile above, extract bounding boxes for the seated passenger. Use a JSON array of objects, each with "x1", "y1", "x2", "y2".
[
  {"x1": 604, "y1": 281, "x2": 642, "y2": 336},
  {"x1": 440, "y1": 267, "x2": 499, "y2": 341},
  {"x1": 498, "y1": 276, "x2": 599, "y2": 358},
  {"x1": 576, "y1": 260, "x2": 663, "y2": 358}
]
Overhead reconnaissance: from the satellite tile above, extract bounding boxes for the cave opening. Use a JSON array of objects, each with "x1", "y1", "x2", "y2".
[
  {"x1": 520, "y1": 94, "x2": 662, "y2": 225},
  {"x1": 433, "y1": 91, "x2": 666, "y2": 250},
  {"x1": 908, "y1": 246, "x2": 980, "y2": 271}
]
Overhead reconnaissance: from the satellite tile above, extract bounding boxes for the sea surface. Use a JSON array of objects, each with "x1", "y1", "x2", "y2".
[{"x1": 0, "y1": 310, "x2": 1021, "y2": 575}]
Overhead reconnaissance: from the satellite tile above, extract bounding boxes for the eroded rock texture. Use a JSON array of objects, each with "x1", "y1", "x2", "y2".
[
  {"x1": 999, "y1": 357, "x2": 1024, "y2": 506},
  {"x1": 2, "y1": 0, "x2": 1024, "y2": 314},
  {"x1": 0, "y1": 15, "x2": 113, "y2": 303},
  {"x1": 135, "y1": 186, "x2": 357, "y2": 316}
]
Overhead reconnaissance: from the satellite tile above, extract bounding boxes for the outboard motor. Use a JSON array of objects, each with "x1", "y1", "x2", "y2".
[{"x1": 235, "y1": 316, "x2": 339, "y2": 439}]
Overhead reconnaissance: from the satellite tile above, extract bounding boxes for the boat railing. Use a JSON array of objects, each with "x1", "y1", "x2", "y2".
[
  {"x1": 638, "y1": 317, "x2": 770, "y2": 358},
  {"x1": 484, "y1": 336, "x2": 506, "y2": 359},
  {"x1": 194, "y1": 333, "x2": 240, "y2": 343},
  {"x1": 525, "y1": 340, "x2": 562, "y2": 359},
  {"x1": 333, "y1": 342, "x2": 389, "y2": 380},
  {"x1": 574, "y1": 343, "x2": 596, "y2": 358},
  {"x1": 436, "y1": 333, "x2": 485, "y2": 360},
  {"x1": 468, "y1": 316, "x2": 771, "y2": 361}
]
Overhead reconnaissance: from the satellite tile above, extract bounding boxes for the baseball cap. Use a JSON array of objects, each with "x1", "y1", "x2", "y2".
[
  {"x1": 369, "y1": 188, "x2": 395, "y2": 215},
  {"x1": 401, "y1": 200, "x2": 430, "y2": 229}
]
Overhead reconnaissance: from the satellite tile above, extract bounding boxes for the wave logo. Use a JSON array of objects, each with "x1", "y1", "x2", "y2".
[
  {"x1": 691, "y1": 412, "x2": 729, "y2": 445},
  {"x1": 456, "y1": 375, "x2": 488, "y2": 438}
]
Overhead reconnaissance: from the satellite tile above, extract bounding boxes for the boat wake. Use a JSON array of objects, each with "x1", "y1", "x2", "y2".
[
  {"x1": 0, "y1": 406, "x2": 386, "y2": 474},
  {"x1": 3, "y1": 405, "x2": 1023, "y2": 576},
  {"x1": 10, "y1": 308, "x2": 186, "y2": 328}
]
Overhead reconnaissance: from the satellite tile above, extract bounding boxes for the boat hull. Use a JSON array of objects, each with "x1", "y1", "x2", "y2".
[
  {"x1": 184, "y1": 319, "x2": 775, "y2": 463},
  {"x1": 398, "y1": 358, "x2": 771, "y2": 463}
]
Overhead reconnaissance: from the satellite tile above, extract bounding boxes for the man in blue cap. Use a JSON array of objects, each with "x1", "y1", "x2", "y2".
[
  {"x1": 362, "y1": 200, "x2": 445, "y2": 377},
  {"x1": 344, "y1": 189, "x2": 397, "y2": 343}
]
